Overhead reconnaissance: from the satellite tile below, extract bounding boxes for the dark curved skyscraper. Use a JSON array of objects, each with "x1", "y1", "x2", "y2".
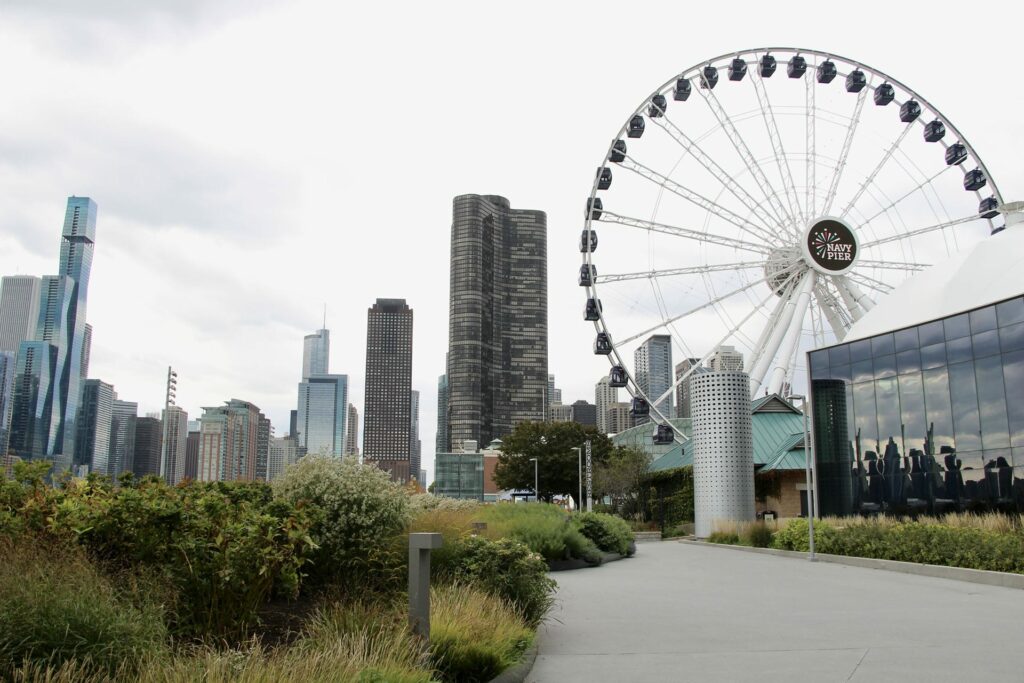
[{"x1": 446, "y1": 195, "x2": 547, "y2": 451}]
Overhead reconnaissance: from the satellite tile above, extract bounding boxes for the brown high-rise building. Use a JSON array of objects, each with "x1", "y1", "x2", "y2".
[
  {"x1": 446, "y1": 195, "x2": 547, "y2": 451},
  {"x1": 363, "y1": 299, "x2": 413, "y2": 482}
]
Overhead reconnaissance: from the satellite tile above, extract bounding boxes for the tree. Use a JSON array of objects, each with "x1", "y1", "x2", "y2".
[
  {"x1": 493, "y1": 421, "x2": 612, "y2": 507},
  {"x1": 593, "y1": 446, "x2": 651, "y2": 517}
]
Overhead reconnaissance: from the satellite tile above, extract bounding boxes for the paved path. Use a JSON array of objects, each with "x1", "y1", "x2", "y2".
[{"x1": 529, "y1": 541, "x2": 1024, "y2": 682}]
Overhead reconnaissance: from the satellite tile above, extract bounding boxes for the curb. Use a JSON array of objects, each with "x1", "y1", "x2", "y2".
[
  {"x1": 489, "y1": 642, "x2": 538, "y2": 683},
  {"x1": 677, "y1": 539, "x2": 1024, "y2": 590}
]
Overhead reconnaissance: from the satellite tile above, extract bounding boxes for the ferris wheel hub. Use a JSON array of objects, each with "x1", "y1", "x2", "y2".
[
  {"x1": 801, "y1": 216, "x2": 860, "y2": 277},
  {"x1": 764, "y1": 245, "x2": 803, "y2": 296}
]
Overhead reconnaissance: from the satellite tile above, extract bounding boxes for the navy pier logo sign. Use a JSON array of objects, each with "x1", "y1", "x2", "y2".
[{"x1": 804, "y1": 217, "x2": 858, "y2": 274}]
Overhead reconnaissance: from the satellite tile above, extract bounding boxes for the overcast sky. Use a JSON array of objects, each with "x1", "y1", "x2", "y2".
[{"x1": 2, "y1": 1, "x2": 1023, "y2": 483}]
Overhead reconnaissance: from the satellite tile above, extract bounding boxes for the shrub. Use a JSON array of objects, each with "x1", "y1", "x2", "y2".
[
  {"x1": 747, "y1": 522, "x2": 774, "y2": 548},
  {"x1": 0, "y1": 536, "x2": 167, "y2": 676},
  {"x1": 706, "y1": 531, "x2": 740, "y2": 545},
  {"x1": 572, "y1": 512, "x2": 633, "y2": 555},
  {"x1": 435, "y1": 535, "x2": 555, "y2": 628},
  {"x1": 478, "y1": 503, "x2": 599, "y2": 562},
  {"x1": 429, "y1": 584, "x2": 532, "y2": 683},
  {"x1": 274, "y1": 457, "x2": 410, "y2": 591},
  {"x1": 408, "y1": 494, "x2": 480, "y2": 516}
]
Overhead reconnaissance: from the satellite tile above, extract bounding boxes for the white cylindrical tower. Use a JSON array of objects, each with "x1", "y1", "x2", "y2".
[{"x1": 691, "y1": 371, "x2": 755, "y2": 538}]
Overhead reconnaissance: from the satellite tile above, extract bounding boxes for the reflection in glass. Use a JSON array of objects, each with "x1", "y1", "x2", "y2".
[
  {"x1": 875, "y1": 378, "x2": 901, "y2": 446},
  {"x1": 897, "y1": 349, "x2": 921, "y2": 375},
  {"x1": 810, "y1": 349, "x2": 829, "y2": 374},
  {"x1": 972, "y1": 330, "x2": 1000, "y2": 359},
  {"x1": 829, "y1": 364, "x2": 851, "y2": 382},
  {"x1": 949, "y1": 362, "x2": 982, "y2": 452},
  {"x1": 852, "y1": 359, "x2": 874, "y2": 383},
  {"x1": 853, "y1": 381, "x2": 878, "y2": 446},
  {"x1": 998, "y1": 322, "x2": 1024, "y2": 353},
  {"x1": 1003, "y1": 350, "x2": 1024, "y2": 447},
  {"x1": 919, "y1": 320, "x2": 944, "y2": 346},
  {"x1": 920, "y1": 342, "x2": 946, "y2": 370},
  {"x1": 874, "y1": 354, "x2": 896, "y2": 379},
  {"x1": 849, "y1": 338, "x2": 872, "y2": 362},
  {"x1": 946, "y1": 336, "x2": 972, "y2": 365},
  {"x1": 894, "y1": 327, "x2": 919, "y2": 352},
  {"x1": 976, "y1": 355, "x2": 1010, "y2": 449},
  {"x1": 899, "y1": 373, "x2": 926, "y2": 453},
  {"x1": 997, "y1": 297, "x2": 1024, "y2": 328},
  {"x1": 829, "y1": 345, "x2": 850, "y2": 366},
  {"x1": 970, "y1": 305, "x2": 997, "y2": 334},
  {"x1": 944, "y1": 314, "x2": 970, "y2": 341},
  {"x1": 871, "y1": 333, "x2": 895, "y2": 357},
  {"x1": 923, "y1": 368, "x2": 955, "y2": 451}
]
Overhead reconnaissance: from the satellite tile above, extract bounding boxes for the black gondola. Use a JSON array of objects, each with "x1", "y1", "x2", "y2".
[
  {"x1": 594, "y1": 332, "x2": 613, "y2": 355},
  {"x1": 584, "y1": 298, "x2": 602, "y2": 321},
  {"x1": 596, "y1": 166, "x2": 612, "y2": 190},
  {"x1": 579, "y1": 264, "x2": 596, "y2": 287},
  {"x1": 586, "y1": 197, "x2": 603, "y2": 220},
  {"x1": 899, "y1": 100, "x2": 921, "y2": 123},
  {"x1": 845, "y1": 69, "x2": 866, "y2": 92},
  {"x1": 648, "y1": 94, "x2": 667, "y2": 118},
  {"x1": 759, "y1": 54, "x2": 777, "y2": 77},
  {"x1": 728, "y1": 58, "x2": 747, "y2": 81},
  {"x1": 963, "y1": 169, "x2": 986, "y2": 192},
  {"x1": 979, "y1": 196, "x2": 1000, "y2": 219},
  {"x1": 873, "y1": 83, "x2": 895, "y2": 105},
  {"x1": 944, "y1": 142, "x2": 967, "y2": 166},
  {"x1": 700, "y1": 65, "x2": 718, "y2": 89},
  {"x1": 787, "y1": 55, "x2": 807, "y2": 78},
  {"x1": 579, "y1": 229, "x2": 598, "y2": 253},
  {"x1": 609, "y1": 366, "x2": 628, "y2": 388},
  {"x1": 673, "y1": 78, "x2": 692, "y2": 101},
  {"x1": 630, "y1": 397, "x2": 650, "y2": 416},
  {"x1": 609, "y1": 140, "x2": 627, "y2": 163},
  {"x1": 816, "y1": 59, "x2": 837, "y2": 83},
  {"x1": 627, "y1": 115, "x2": 645, "y2": 138},
  {"x1": 653, "y1": 424, "x2": 675, "y2": 445},
  {"x1": 923, "y1": 119, "x2": 945, "y2": 142}
]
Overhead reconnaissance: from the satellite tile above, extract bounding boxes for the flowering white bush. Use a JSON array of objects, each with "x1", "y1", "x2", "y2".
[
  {"x1": 408, "y1": 493, "x2": 481, "y2": 516},
  {"x1": 273, "y1": 456, "x2": 409, "y2": 585}
]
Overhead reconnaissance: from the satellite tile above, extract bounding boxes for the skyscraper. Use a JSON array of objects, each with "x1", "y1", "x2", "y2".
[
  {"x1": 708, "y1": 345, "x2": 744, "y2": 372},
  {"x1": 184, "y1": 420, "x2": 201, "y2": 481},
  {"x1": 80, "y1": 323, "x2": 92, "y2": 379},
  {"x1": 297, "y1": 375, "x2": 348, "y2": 457},
  {"x1": 108, "y1": 399, "x2": 137, "y2": 478},
  {"x1": 133, "y1": 416, "x2": 162, "y2": 477},
  {"x1": 447, "y1": 195, "x2": 547, "y2": 448},
  {"x1": 634, "y1": 334, "x2": 673, "y2": 422},
  {"x1": 161, "y1": 405, "x2": 189, "y2": 484},
  {"x1": 571, "y1": 400, "x2": 597, "y2": 427},
  {"x1": 674, "y1": 358, "x2": 702, "y2": 419},
  {"x1": 74, "y1": 379, "x2": 114, "y2": 475},
  {"x1": 0, "y1": 352, "x2": 15, "y2": 453},
  {"x1": 9, "y1": 197, "x2": 97, "y2": 467},
  {"x1": 595, "y1": 376, "x2": 618, "y2": 434},
  {"x1": 410, "y1": 389, "x2": 421, "y2": 483},
  {"x1": 436, "y1": 372, "x2": 449, "y2": 453},
  {"x1": 606, "y1": 402, "x2": 632, "y2": 434},
  {"x1": 345, "y1": 403, "x2": 359, "y2": 457},
  {"x1": 268, "y1": 435, "x2": 298, "y2": 481},
  {"x1": 0, "y1": 276, "x2": 41, "y2": 354},
  {"x1": 363, "y1": 298, "x2": 413, "y2": 482},
  {"x1": 547, "y1": 374, "x2": 562, "y2": 416},
  {"x1": 302, "y1": 328, "x2": 330, "y2": 379},
  {"x1": 197, "y1": 399, "x2": 267, "y2": 482}
]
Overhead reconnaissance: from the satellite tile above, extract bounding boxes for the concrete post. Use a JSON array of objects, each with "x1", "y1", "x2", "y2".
[{"x1": 408, "y1": 532, "x2": 443, "y2": 640}]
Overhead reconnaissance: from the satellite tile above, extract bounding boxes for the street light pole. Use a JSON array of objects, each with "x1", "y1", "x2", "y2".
[
  {"x1": 788, "y1": 394, "x2": 816, "y2": 561},
  {"x1": 529, "y1": 457, "x2": 538, "y2": 503},
  {"x1": 571, "y1": 447, "x2": 582, "y2": 512}
]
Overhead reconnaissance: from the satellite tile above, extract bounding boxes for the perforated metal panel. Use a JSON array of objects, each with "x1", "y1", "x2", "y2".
[{"x1": 692, "y1": 371, "x2": 755, "y2": 538}]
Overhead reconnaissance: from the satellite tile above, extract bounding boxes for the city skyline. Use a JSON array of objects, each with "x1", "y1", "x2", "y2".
[{"x1": 2, "y1": 4, "x2": 1024, "y2": 483}]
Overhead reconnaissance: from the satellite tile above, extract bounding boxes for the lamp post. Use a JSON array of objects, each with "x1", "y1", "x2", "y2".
[
  {"x1": 529, "y1": 457, "x2": 538, "y2": 502},
  {"x1": 787, "y1": 393, "x2": 816, "y2": 561},
  {"x1": 571, "y1": 447, "x2": 582, "y2": 512}
]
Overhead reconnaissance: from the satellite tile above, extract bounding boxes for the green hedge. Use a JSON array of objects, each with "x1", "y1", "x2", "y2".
[{"x1": 572, "y1": 512, "x2": 633, "y2": 556}]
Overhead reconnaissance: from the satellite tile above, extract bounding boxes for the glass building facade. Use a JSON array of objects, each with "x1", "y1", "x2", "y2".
[
  {"x1": 434, "y1": 452, "x2": 484, "y2": 501},
  {"x1": 809, "y1": 295, "x2": 1024, "y2": 517}
]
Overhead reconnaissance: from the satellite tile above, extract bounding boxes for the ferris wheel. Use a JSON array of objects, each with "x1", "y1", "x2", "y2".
[{"x1": 581, "y1": 47, "x2": 1003, "y2": 442}]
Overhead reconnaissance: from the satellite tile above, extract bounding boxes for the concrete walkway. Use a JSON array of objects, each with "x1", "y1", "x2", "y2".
[{"x1": 529, "y1": 541, "x2": 1024, "y2": 682}]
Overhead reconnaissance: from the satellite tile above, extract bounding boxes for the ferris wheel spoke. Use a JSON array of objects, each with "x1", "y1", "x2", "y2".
[
  {"x1": 839, "y1": 124, "x2": 913, "y2": 220},
  {"x1": 856, "y1": 259, "x2": 929, "y2": 271},
  {"x1": 833, "y1": 276, "x2": 872, "y2": 319},
  {"x1": 821, "y1": 86, "x2": 869, "y2": 216},
  {"x1": 813, "y1": 284, "x2": 851, "y2": 341},
  {"x1": 598, "y1": 261, "x2": 764, "y2": 285},
  {"x1": 749, "y1": 270, "x2": 815, "y2": 395},
  {"x1": 846, "y1": 271, "x2": 893, "y2": 294},
  {"x1": 862, "y1": 164, "x2": 955, "y2": 227},
  {"x1": 614, "y1": 266, "x2": 796, "y2": 348},
  {"x1": 618, "y1": 156, "x2": 781, "y2": 247},
  {"x1": 860, "y1": 212, "x2": 983, "y2": 248},
  {"x1": 750, "y1": 72, "x2": 804, "y2": 227},
  {"x1": 650, "y1": 116, "x2": 778, "y2": 235},
  {"x1": 805, "y1": 69, "x2": 816, "y2": 218},
  {"x1": 600, "y1": 211, "x2": 772, "y2": 256},
  {"x1": 694, "y1": 85, "x2": 796, "y2": 232}
]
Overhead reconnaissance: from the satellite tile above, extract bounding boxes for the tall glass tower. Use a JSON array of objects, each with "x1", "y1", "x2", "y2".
[
  {"x1": 302, "y1": 329, "x2": 330, "y2": 379},
  {"x1": 9, "y1": 197, "x2": 97, "y2": 467},
  {"x1": 297, "y1": 375, "x2": 348, "y2": 458},
  {"x1": 634, "y1": 334, "x2": 674, "y2": 424}
]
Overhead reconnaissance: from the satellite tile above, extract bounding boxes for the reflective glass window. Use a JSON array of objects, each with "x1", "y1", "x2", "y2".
[
  {"x1": 925, "y1": 368, "x2": 954, "y2": 454},
  {"x1": 970, "y1": 306, "x2": 997, "y2": 334},
  {"x1": 957, "y1": 453, "x2": 988, "y2": 504},
  {"x1": 997, "y1": 297, "x2": 1024, "y2": 327},
  {"x1": 944, "y1": 313, "x2": 970, "y2": 341},
  {"x1": 829, "y1": 364, "x2": 851, "y2": 382},
  {"x1": 852, "y1": 359, "x2": 874, "y2": 383},
  {"x1": 998, "y1": 322, "x2": 1024, "y2": 353},
  {"x1": 871, "y1": 333, "x2": 895, "y2": 357},
  {"x1": 982, "y1": 448, "x2": 1013, "y2": 502},
  {"x1": 810, "y1": 350, "x2": 829, "y2": 375},
  {"x1": 897, "y1": 349, "x2": 921, "y2": 375},
  {"x1": 919, "y1": 320, "x2": 945, "y2": 346},
  {"x1": 1003, "y1": 350, "x2": 1024, "y2": 447},
  {"x1": 946, "y1": 336, "x2": 973, "y2": 365},
  {"x1": 976, "y1": 355, "x2": 1011, "y2": 449},
  {"x1": 949, "y1": 361, "x2": 982, "y2": 452},
  {"x1": 828, "y1": 345, "x2": 850, "y2": 367},
  {"x1": 848, "y1": 339, "x2": 871, "y2": 363},
  {"x1": 920, "y1": 342, "x2": 946, "y2": 370},
  {"x1": 875, "y1": 378, "x2": 901, "y2": 443},
  {"x1": 894, "y1": 327, "x2": 919, "y2": 352},
  {"x1": 899, "y1": 372, "x2": 926, "y2": 452},
  {"x1": 853, "y1": 381, "x2": 878, "y2": 445},
  {"x1": 874, "y1": 354, "x2": 896, "y2": 379},
  {"x1": 972, "y1": 330, "x2": 1000, "y2": 359}
]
